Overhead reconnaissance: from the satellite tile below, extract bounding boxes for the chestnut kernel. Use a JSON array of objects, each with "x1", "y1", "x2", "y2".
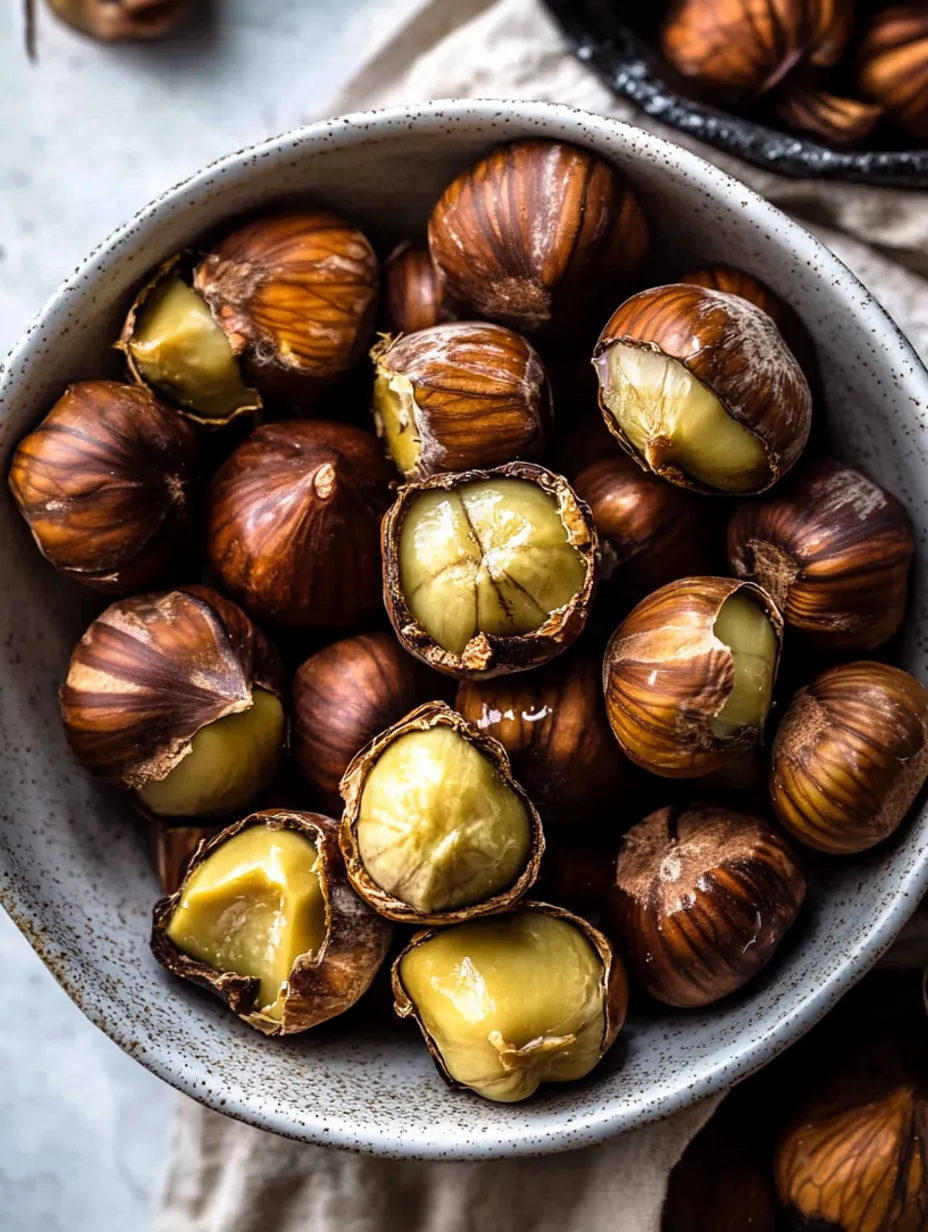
[
  {"x1": 45, "y1": 0, "x2": 187, "y2": 41},
  {"x1": 860, "y1": 6, "x2": 928, "y2": 140},
  {"x1": 392, "y1": 903, "x2": 627, "y2": 1102},
  {"x1": 593, "y1": 284, "x2": 812, "y2": 494},
  {"x1": 610, "y1": 805, "x2": 806, "y2": 1008},
  {"x1": 371, "y1": 322, "x2": 548, "y2": 479},
  {"x1": 428, "y1": 140, "x2": 649, "y2": 334},
  {"x1": 770, "y1": 661, "x2": 928, "y2": 855},
  {"x1": 59, "y1": 586, "x2": 285, "y2": 818},
  {"x1": 292, "y1": 632, "x2": 439, "y2": 815},
  {"x1": 8, "y1": 380, "x2": 196, "y2": 593},
  {"x1": 339, "y1": 701, "x2": 544, "y2": 924},
  {"x1": 151, "y1": 811, "x2": 392, "y2": 1035},
  {"x1": 603, "y1": 577, "x2": 782, "y2": 779},
  {"x1": 207, "y1": 420, "x2": 393, "y2": 634},
  {"x1": 727, "y1": 458, "x2": 914, "y2": 651},
  {"x1": 382, "y1": 462, "x2": 597, "y2": 679},
  {"x1": 383, "y1": 241, "x2": 458, "y2": 334}
]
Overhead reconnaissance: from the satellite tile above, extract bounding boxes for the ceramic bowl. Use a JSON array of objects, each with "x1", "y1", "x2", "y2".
[{"x1": 2, "y1": 99, "x2": 927, "y2": 1161}]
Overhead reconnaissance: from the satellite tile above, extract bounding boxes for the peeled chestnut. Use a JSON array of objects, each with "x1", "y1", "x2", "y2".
[
  {"x1": 8, "y1": 380, "x2": 196, "y2": 593},
  {"x1": 603, "y1": 577, "x2": 782, "y2": 779},
  {"x1": 593, "y1": 284, "x2": 812, "y2": 494},
  {"x1": 456, "y1": 651, "x2": 631, "y2": 829},
  {"x1": 571, "y1": 454, "x2": 716, "y2": 606},
  {"x1": 428, "y1": 140, "x2": 649, "y2": 334},
  {"x1": 207, "y1": 420, "x2": 393, "y2": 634},
  {"x1": 610, "y1": 805, "x2": 806, "y2": 1008},
  {"x1": 382, "y1": 241, "x2": 458, "y2": 334},
  {"x1": 382, "y1": 462, "x2": 597, "y2": 679},
  {"x1": 371, "y1": 322, "x2": 548, "y2": 479},
  {"x1": 59, "y1": 586, "x2": 285, "y2": 818},
  {"x1": 339, "y1": 701, "x2": 544, "y2": 924},
  {"x1": 44, "y1": 0, "x2": 187, "y2": 41},
  {"x1": 392, "y1": 902, "x2": 627, "y2": 1102},
  {"x1": 151, "y1": 810, "x2": 392, "y2": 1035},
  {"x1": 860, "y1": 5, "x2": 928, "y2": 140},
  {"x1": 770, "y1": 661, "x2": 928, "y2": 855},
  {"x1": 727, "y1": 458, "x2": 914, "y2": 651},
  {"x1": 292, "y1": 632, "x2": 439, "y2": 815}
]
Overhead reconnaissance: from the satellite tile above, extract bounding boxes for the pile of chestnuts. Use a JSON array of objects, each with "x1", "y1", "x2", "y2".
[{"x1": 10, "y1": 135, "x2": 928, "y2": 1106}]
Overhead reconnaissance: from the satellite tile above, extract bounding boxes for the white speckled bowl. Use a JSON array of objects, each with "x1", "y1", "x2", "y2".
[{"x1": 2, "y1": 100, "x2": 928, "y2": 1160}]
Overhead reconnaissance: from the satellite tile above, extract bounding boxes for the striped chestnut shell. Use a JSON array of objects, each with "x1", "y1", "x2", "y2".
[
  {"x1": 860, "y1": 5, "x2": 928, "y2": 140},
  {"x1": 609, "y1": 805, "x2": 806, "y2": 1008},
  {"x1": 382, "y1": 241, "x2": 459, "y2": 335}
]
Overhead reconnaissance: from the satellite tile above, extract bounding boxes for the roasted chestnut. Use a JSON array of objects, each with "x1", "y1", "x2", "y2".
[
  {"x1": 8, "y1": 380, "x2": 196, "y2": 593},
  {"x1": 207, "y1": 420, "x2": 393, "y2": 634},
  {"x1": 593, "y1": 284, "x2": 812, "y2": 494},
  {"x1": 727, "y1": 458, "x2": 914, "y2": 652},
  {"x1": 149, "y1": 822, "x2": 221, "y2": 895},
  {"x1": 339, "y1": 701, "x2": 543, "y2": 924},
  {"x1": 371, "y1": 322, "x2": 548, "y2": 479},
  {"x1": 455, "y1": 651, "x2": 631, "y2": 829},
  {"x1": 610, "y1": 805, "x2": 806, "y2": 1007},
  {"x1": 570, "y1": 454, "x2": 716, "y2": 606},
  {"x1": 382, "y1": 241, "x2": 458, "y2": 334},
  {"x1": 776, "y1": 84, "x2": 883, "y2": 147},
  {"x1": 382, "y1": 462, "x2": 597, "y2": 679},
  {"x1": 428, "y1": 140, "x2": 649, "y2": 334},
  {"x1": 44, "y1": 0, "x2": 187, "y2": 41},
  {"x1": 603, "y1": 577, "x2": 782, "y2": 778},
  {"x1": 392, "y1": 902, "x2": 627, "y2": 1102},
  {"x1": 151, "y1": 810, "x2": 392, "y2": 1035},
  {"x1": 59, "y1": 586, "x2": 285, "y2": 818},
  {"x1": 292, "y1": 632, "x2": 440, "y2": 816},
  {"x1": 860, "y1": 5, "x2": 928, "y2": 140},
  {"x1": 770, "y1": 661, "x2": 928, "y2": 855}
]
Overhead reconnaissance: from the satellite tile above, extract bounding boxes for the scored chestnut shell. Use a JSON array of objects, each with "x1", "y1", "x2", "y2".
[
  {"x1": 860, "y1": 5, "x2": 928, "y2": 140},
  {"x1": 455, "y1": 651, "x2": 632, "y2": 830},
  {"x1": 370, "y1": 322, "x2": 549, "y2": 480},
  {"x1": 610, "y1": 805, "x2": 806, "y2": 1008},
  {"x1": 151, "y1": 810, "x2": 392, "y2": 1036},
  {"x1": 727, "y1": 458, "x2": 915, "y2": 652},
  {"x1": 44, "y1": 0, "x2": 187, "y2": 41},
  {"x1": 428, "y1": 140, "x2": 649, "y2": 335},
  {"x1": 292, "y1": 632, "x2": 441, "y2": 816},
  {"x1": 8, "y1": 380, "x2": 197, "y2": 593},
  {"x1": 382, "y1": 462, "x2": 598, "y2": 680},
  {"x1": 207, "y1": 420, "x2": 394, "y2": 634},
  {"x1": 603, "y1": 577, "x2": 783, "y2": 779},
  {"x1": 382, "y1": 241, "x2": 459, "y2": 334},
  {"x1": 770, "y1": 661, "x2": 928, "y2": 855},
  {"x1": 593, "y1": 283, "x2": 812, "y2": 494}
]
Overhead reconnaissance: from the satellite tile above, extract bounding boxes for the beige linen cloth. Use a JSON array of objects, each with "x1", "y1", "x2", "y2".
[{"x1": 157, "y1": 3, "x2": 928, "y2": 1230}]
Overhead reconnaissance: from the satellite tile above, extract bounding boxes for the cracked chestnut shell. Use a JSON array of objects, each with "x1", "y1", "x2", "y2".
[
  {"x1": 8, "y1": 380, "x2": 196, "y2": 593},
  {"x1": 151, "y1": 810, "x2": 392, "y2": 1035},
  {"x1": 770, "y1": 662, "x2": 928, "y2": 855},
  {"x1": 371, "y1": 322, "x2": 548, "y2": 480},
  {"x1": 382, "y1": 461, "x2": 598, "y2": 680},
  {"x1": 45, "y1": 0, "x2": 187, "y2": 40},
  {"x1": 292, "y1": 632, "x2": 440, "y2": 816},
  {"x1": 149, "y1": 822, "x2": 222, "y2": 895},
  {"x1": 593, "y1": 284, "x2": 812, "y2": 494},
  {"x1": 727, "y1": 458, "x2": 914, "y2": 652},
  {"x1": 603, "y1": 577, "x2": 783, "y2": 779},
  {"x1": 382, "y1": 241, "x2": 459, "y2": 334},
  {"x1": 860, "y1": 5, "x2": 928, "y2": 140},
  {"x1": 428, "y1": 140, "x2": 649, "y2": 335},
  {"x1": 207, "y1": 420, "x2": 393, "y2": 634},
  {"x1": 339, "y1": 701, "x2": 544, "y2": 925},
  {"x1": 392, "y1": 901, "x2": 628, "y2": 1103},
  {"x1": 610, "y1": 805, "x2": 806, "y2": 1008}
]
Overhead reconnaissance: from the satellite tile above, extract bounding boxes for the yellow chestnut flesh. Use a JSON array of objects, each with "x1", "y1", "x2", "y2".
[
  {"x1": 711, "y1": 593, "x2": 778, "y2": 737},
  {"x1": 166, "y1": 826, "x2": 326, "y2": 1018},
  {"x1": 399, "y1": 478, "x2": 586, "y2": 655},
  {"x1": 138, "y1": 688, "x2": 285, "y2": 818},
  {"x1": 373, "y1": 369, "x2": 421, "y2": 474},
  {"x1": 128, "y1": 274, "x2": 255, "y2": 420},
  {"x1": 357, "y1": 726, "x2": 531, "y2": 913},
  {"x1": 597, "y1": 344, "x2": 769, "y2": 493},
  {"x1": 400, "y1": 913, "x2": 606, "y2": 1103}
]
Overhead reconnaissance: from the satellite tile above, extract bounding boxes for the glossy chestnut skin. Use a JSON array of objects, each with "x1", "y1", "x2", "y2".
[
  {"x1": 727, "y1": 458, "x2": 915, "y2": 652},
  {"x1": 610, "y1": 805, "x2": 806, "y2": 1008},
  {"x1": 860, "y1": 5, "x2": 928, "y2": 140},
  {"x1": 770, "y1": 662, "x2": 928, "y2": 855},
  {"x1": 456, "y1": 651, "x2": 632, "y2": 829},
  {"x1": 428, "y1": 140, "x2": 649, "y2": 335},
  {"x1": 207, "y1": 420, "x2": 394, "y2": 634},
  {"x1": 8, "y1": 381, "x2": 196, "y2": 593},
  {"x1": 292, "y1": 632, "x2": 441, "y2": 815},
  {"x1": 383, "y1": 241, "x2": 458, "y2": 334},
  {"x1": 44, "y1": 0, "x2": 187, "y2": 41}
]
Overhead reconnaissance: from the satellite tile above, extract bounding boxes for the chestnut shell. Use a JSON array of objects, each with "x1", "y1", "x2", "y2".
[
  {"x1": 382, "y1": 241, "x2": 459, "y2": 334},
  {"x1": 860, "y1": 5, "x2": 928, "y2": 140}
]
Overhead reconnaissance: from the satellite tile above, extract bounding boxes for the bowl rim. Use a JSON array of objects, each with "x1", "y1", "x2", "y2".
[{"x1": 3, "y1": 96, "x2": 928, "y2": 1158}]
